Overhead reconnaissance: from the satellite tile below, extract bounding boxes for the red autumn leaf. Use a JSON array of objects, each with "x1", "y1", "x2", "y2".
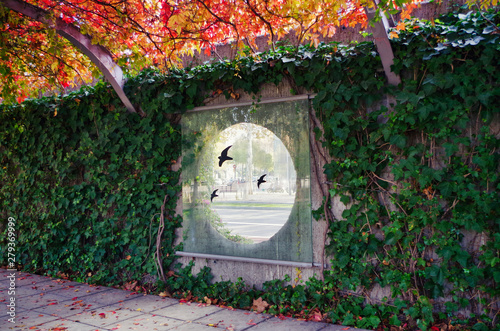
[
  {"x1": 72, "y1": 297, "x2": 78, "y2": 300},
  {"x1": 98, "y1": 313, "x2": 106, "y2": 318},
  {"x1": 47, "y1": 302, "x2": 58, "y2": 306},
  {"x1": 0, "y1": 0, "x2": 422, "y2": 106},
  {"x1": 311, "y1": 311, "x2": 323, "y2": 322}
]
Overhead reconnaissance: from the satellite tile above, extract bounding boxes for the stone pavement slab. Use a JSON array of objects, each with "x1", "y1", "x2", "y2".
[
  {"x1": 62, "y1": 304, "x2": 147, "y2": 329},
  {"x1": 153, "y1": 302, "x2": 224, "y2": 321},
  {"x1": 0, "y1": 269, "x2": 373, "y2": 331},
  {"x1": 193, "y1": 307, "x2": 271, "y2": 330},
  {"x1": 5, "y1": 310, "x2": 67, "y2": 331},
  {"x1": 117, "y1": 294, "x2": 178, "y2": 313},
  {"x1": 15, "y1": 293, "x2": 73, "y2": 311},
  {"x1": 17, "y1": 317, "x2": 113, "y2": 331},
  {"x1": 1, "y1": 272, "x2": 52, "y2": 288},
  {"x1": 97, "y1": 310, "x2": 184, "y2": 330},
  {"x1": 167, "y1": 321, "x2": 231, "y2": 330},
  {"x1": 247, "y1": 316, "x2": 333, "y2": 331}
]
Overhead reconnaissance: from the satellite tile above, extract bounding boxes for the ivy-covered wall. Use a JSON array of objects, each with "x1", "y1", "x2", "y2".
[{"x1": 1, "y1": 9, "x2": 499, "y2": 331}]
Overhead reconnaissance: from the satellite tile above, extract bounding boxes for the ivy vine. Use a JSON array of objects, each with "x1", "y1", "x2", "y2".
[{"x1": 1, "y1": 8, "x2": 498, "y2": 331}]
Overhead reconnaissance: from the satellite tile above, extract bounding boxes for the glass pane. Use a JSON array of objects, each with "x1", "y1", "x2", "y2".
[{"x1": 181, "y1": 99, "x2": 312, "y2": 262}]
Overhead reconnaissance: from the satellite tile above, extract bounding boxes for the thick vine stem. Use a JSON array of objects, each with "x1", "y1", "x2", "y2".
[
  {"x1": 308, "y1": 104, "x2": 335, "y2": 279},
  {"x1": 155, "y1": 194, "x2": 170, "y2": 282}
]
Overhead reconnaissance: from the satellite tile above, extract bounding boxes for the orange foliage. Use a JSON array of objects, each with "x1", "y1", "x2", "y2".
[{"x1": 0, "y1": 0, "x2": 425, "y2": 103}]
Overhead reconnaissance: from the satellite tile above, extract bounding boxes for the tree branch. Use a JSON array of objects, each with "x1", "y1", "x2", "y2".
[{"x1": 0, "y1": 0, "x2": 137, "y2": 113}]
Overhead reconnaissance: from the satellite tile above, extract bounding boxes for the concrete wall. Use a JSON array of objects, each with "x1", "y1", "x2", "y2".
[
  {"x1": 173, "y1": 79, "x2": 332, "y2": 288},
  {"x1": 171, "y1": 0, "x2": 479, "y2": 294}
]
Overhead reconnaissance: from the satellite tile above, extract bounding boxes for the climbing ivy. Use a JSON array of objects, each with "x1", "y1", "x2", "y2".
[
  {"x1": 314, "y1": 9, "x2": 500, "y2": 330},
  {"x1": 0, "y1": 82, "x2": 183, "y2": 284},
  {"x1": 0, "y1": 8, "x2": 498, "y2": 331}
]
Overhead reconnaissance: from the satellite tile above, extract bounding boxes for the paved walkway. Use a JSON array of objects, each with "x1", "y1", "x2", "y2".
[{"x1": 1, "y1": 269, "x2": 371, "y2": 331}]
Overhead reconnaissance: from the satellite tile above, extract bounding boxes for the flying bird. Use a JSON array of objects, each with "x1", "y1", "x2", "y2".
[
  {"x1": 218, "y1": 145, "x2": 233, "y2": 167},
  {"x1": 257, "y1": 174, "x2": 267, "y2": 188},
  {"x1": 210, "y1": 189, "x2": 219, "y2": 202}
]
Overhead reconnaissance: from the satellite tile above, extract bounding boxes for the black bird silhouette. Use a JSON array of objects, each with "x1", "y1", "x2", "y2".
[
  {"x1": 210, "y1": 189, "x2": 219, "y2": 202},
  {"x1": 218, "y1": 145, "x2": 233, "y2": 167},
  {"x1": 257, "y1": 174, "x2": 267, "y2": 188}
]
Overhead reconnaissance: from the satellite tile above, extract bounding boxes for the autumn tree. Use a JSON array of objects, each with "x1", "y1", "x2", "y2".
[{"x1": 0, "y1": 0, "x2": 494, "y2": 106}]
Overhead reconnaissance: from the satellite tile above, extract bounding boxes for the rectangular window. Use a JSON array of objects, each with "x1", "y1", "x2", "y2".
[{"x1": 181, "y1": 98, "x2": 312, "y2": 263}]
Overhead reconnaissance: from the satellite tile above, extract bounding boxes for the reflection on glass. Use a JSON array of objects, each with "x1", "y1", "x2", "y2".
[
  {"x1": 181, "y1": 99, "x2": 312, "y2": 262},
  {"x1": 209, "y1": 123, "x2": 296, "y2": 243}
]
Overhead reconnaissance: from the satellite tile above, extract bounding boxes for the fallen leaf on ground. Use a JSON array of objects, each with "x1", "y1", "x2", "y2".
[
  {"x1": 251, "y1": 297, "x2": 269, "y2": 313},
  {"x1": 123, "y1": 281, "x2": 137, "y2": 291},
  {"x1": 309, "y1": 310, "x2": 323, "y2": 322},
  {"x1": 99, "y1": 313, "x2": 106, "y2": 318},
  {"x1": 246, "y1": 319, "x2": 257, "y2": 326}
]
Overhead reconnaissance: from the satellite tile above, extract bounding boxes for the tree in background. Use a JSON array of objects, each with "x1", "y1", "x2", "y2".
[{"x1": 0, "y1": 0, "x2": 495, "y2": 105}]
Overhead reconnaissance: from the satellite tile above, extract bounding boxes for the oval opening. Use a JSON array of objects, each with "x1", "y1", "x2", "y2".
[{"x1": 209, "y1": 123, "x2": 296, "y2": 244}]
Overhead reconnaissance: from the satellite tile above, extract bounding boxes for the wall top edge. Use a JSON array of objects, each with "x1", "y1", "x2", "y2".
[{"x1": 187, "y1": 94, "x2": 316, "y2": 113}]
